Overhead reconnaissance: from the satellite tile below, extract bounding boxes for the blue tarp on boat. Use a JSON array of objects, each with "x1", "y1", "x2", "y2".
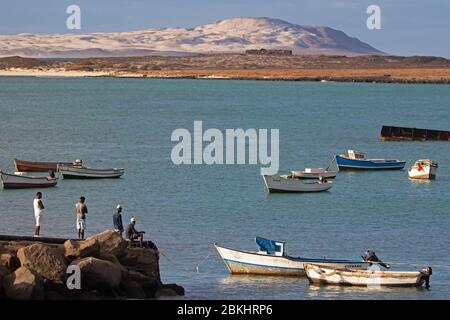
[{"x1": 255, "y1": 236, "x2": 284, "y2": 254}]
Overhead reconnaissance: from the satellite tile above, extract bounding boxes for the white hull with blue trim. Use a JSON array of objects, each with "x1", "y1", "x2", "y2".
[
  {"x1": 214, "y1": 244, "x2": 369, "y2": 277},
  {"x1": 335, "y1": 150, "x2": 406, "y2": 171}
]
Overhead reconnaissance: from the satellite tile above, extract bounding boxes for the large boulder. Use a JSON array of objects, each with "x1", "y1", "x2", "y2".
[
  {"x1": 0, "y1": 265, "x2": 11, "y2": 294},
  {"x1": 119, "y1": 247, "x2": 160, "y2": 280},
  {"x1": 126, "y1": 270, "x2": 159, "y2": 298},
  {"x1": 155, "y1": 284, "x2": 185, "y2": 298},
  {"x1": 71, "y1": 257, "x2": 122, "y2": 290},
  {"x1": 86, "y1": 230, "x2": 128, "y2": 257},
  {"x1": 99, "y1": 252, "x2": 129, "y2": 279},
  {"x1": 63, "y1": 238, "x2": 100, "y2": 259},
  {"x1": 2, "y1": 266, "x2": 44, "y2": 300},
  {"x1": 0, "y1": 253, "x2": 21, "y2": 271},
  {"x1": 17, "y1": 243, "x2": 67, "y2": 283},
  {"x1": 121, "y1": 279, "x2": 146, "y2": 299}
]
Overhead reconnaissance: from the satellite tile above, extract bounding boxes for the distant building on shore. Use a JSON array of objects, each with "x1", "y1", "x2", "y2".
[{"x1": 245, "y1": 49, "x2": 293, "y2": 56}]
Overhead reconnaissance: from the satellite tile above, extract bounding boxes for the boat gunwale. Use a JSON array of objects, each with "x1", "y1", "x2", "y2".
[
  {"x1": 1, "y1": 172, "x2": 58, "y2": 181},
  {"x1": 58, "y1": 166, "x2": 125, "y2": 173},
  {"x1": 335, "y1": 155, "x2": 406, "y2": 165},
  {"x1": 214, "y1": 243, "x2": 363, "y2": 264}
]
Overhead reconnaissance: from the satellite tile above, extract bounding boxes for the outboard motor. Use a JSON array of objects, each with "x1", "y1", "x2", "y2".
[
  {"x1": 362, "y1": 250, "x2": 390, "y2": 268},
  {"x1": 420, "y1": 267, "x2": 432, "y2": 288}
]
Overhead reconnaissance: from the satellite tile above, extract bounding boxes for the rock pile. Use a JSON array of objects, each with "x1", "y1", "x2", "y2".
[{"x1": 0, "y1": 230, "x2": 184, "y2": 300}]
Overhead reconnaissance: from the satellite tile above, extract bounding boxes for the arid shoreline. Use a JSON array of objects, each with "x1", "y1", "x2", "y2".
[{"x1": 1, "y1": 54, "x2": 450, "y2": 84}]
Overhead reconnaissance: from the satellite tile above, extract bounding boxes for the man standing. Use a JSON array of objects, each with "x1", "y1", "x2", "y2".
[
  {"x1": 33, "y1": 192, "x2": 44, "y2": 237},
  {"x1": 113, "y1": 204, "x2": 124, "y2": 237},
  {"x1": 75, "y1": 196, "x2": 88, "y2": 239},
  {"x1": 125, "y1": 217, "x2": 145, "y2": 247}
]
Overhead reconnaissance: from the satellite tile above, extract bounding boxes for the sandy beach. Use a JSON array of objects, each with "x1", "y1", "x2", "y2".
[{"x1": 1, "y1": 55, "x2": 450, "y2": 83}]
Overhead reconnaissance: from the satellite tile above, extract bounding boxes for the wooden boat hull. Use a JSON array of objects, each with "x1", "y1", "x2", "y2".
[
  {"x1": 58, "y1": 166, "x2": 125, "y2": 179},
  {"x1": 215, "y1": 244, "x2": 369, "y2": 277},
  {"x1": 1, "y1": 172, "x2": 58, "y2": 189},
  {"x1": 305, "y1": 264, "x2": 427, "y2": 287},
  {"x1": 262, "y1": 175, "x2": 333, "y2": 193},
  {"x1": 335, "y1": 155, "x2": 406, "y2": 170},
  {"x1": 14, "y1": 159, "x2": 74, "y2": 172}
]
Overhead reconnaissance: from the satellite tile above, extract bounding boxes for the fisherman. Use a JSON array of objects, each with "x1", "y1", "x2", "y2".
[
  {"x1": 113, "y1": 204, "x2": 124, "y2": 237},
  {"x1": 318, "y1": 176, "x2": 328, "y2": 183},
  {"x1": 47, "y1": 170, "x2": 56, "y2": 179},
  {"x1": 125, "y1": 217, "x2": 146, "y2": 247},
  {"x1": 33, "y1": 192, "x2": 45, "y2": 237},
  {"x1": 75, "y1": 196, "x2": 88, "y2": 240}
]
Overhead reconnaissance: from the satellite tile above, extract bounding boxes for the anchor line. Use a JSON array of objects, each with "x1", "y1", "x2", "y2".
[{"x1": 159, "y1": 249, "x2": 214, "y2": 273}]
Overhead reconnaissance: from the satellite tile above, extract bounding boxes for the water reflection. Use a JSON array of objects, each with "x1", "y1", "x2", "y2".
[{"x1": 306, "y1": 283, "x2": 430, "y2": 300}]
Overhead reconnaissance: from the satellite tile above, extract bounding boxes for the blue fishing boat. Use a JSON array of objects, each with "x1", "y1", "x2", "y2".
[{"x1": 335, "y1": 150, "x2": 406, "y2": 170}]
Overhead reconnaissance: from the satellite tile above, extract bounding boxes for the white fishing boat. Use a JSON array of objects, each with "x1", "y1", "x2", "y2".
[
  {"x1": 0, "y1": 171, "x2": 58, "y2": 189},
  {"x1": 262, "y1": 174, "x2": 332, "y2": 193},
  {"x1": 291, "y1": 168, "x2": 337, "y2": 179},
  {"x1": 408, "y1": 159, "x2": 438, "y2": 180},
  {"x1": 305, "y1": 264, "x2": 432, "y2": 287},
  {"x1": 214, "y1": 237, "x2": 371, "y2": 277},
  {"x1": 58, "y1": 165, "x2": 125, "y2": 179}
]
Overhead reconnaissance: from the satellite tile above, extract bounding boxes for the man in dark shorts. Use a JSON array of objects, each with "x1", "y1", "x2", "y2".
[{"x1": 125, "y1": 217, "x2": 145, "y2": 246}]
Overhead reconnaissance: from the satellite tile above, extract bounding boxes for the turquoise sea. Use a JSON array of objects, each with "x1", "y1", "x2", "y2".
[{"x1": 0, "y1": 77, "x2": 449, "y2": 299}]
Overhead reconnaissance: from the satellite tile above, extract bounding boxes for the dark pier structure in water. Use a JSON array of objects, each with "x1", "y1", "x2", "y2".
[{"x1": 380, "y1": 125, "x2": 450, "y2": 141}]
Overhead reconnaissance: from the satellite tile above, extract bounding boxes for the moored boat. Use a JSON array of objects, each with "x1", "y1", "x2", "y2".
[
  {"x1": 291, "y1": 168, "x2": 337, "y2": 179},
  {"x1": 408, "y1": 159, "x2": 438, "y2": 180},
  {"x1": 214, "y1": 237, "x2": 371, "y2": 277},
  {"x1": 335, "y1": 150, "x2": 406, "y2": 170},
  {"x1": 1, "y1": 172, "x2": 58, "y2": 189},
  {"x1": 262, "y1": 174, "x2": 333, "y2": 193},
  {"x1": 58, "y1": 165, "x2": 125, "y2": 179},
  {"x1": 14, "y1": 159, "x2": 81, "y2": 172},
  {"x1": 305, "y1": 264, "x2": 432, "y2": 287}
]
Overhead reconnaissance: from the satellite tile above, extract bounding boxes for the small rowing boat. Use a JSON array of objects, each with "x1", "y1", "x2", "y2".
[
  {"x1": 14, "y1": 159, "x2": 80, "y2": 172},
  {"x1": 291, "y1": 168, "x2": 337, "y2": 179},
  {"x1": 262, "y1": 174, "x2": 332, "y2": 193},
  {"x1": 305, "y1": 264, "x2": 432, "y2": 287},
  {"x1": 408, "y1": 159, "x2": 438, "y2": 180},
  {"x1": 58, "y1": 165, "x2": 125, "y2": 179},
  {"x1": 214, "y1": 237, "x2": 371, "y2": 277},
  {"x1": 335, "y1": 150, "x2": 406, "y2": 170},
  {"x1": 0, "y1": 172, "x2": 58, "y2": 189}
]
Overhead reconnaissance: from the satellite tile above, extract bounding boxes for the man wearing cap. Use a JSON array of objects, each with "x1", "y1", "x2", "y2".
[
  {"x1": 113, "y1": 204, "x2": 124, "y2": 237},
  {"x1": 125, "y1": 217, "x2": 145, "y2": 247}
]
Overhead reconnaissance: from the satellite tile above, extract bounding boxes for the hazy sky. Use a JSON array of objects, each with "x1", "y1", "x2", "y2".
[{"x1": 0, "y1": 0, "x2": 449, "y2": 57}]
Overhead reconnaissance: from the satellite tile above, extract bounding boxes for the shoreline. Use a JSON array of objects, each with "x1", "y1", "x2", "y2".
[
  {"x1": 2, "y1": 54, "x2": 450, "y2": 84},
  {"x1": 1, "y1": 68, "x2": 450, "y2": 84}
]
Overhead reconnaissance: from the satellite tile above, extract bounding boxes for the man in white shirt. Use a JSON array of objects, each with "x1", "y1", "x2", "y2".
[{"x1": 33, "y1": 192, "x2": 45, "y2": 237}]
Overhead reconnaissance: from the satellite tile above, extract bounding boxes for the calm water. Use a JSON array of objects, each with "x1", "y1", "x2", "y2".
[{"x1": 0, "y1": 77, "x2": 449, "y2": 300}]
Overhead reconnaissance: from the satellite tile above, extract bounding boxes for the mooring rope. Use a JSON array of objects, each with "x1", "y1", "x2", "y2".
[{"x1": 159, "y1": 249, "x2": 214, "y2": 273}]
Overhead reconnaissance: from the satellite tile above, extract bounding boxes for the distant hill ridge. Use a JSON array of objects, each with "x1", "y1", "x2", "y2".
[{"x1": 0, "y1": 17, "x2": 384, "y2": 58}]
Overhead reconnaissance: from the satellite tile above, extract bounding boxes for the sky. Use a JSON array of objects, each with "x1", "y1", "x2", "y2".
[{"x1": 0, "y1": 0, "x2": 449, "y2": 57}]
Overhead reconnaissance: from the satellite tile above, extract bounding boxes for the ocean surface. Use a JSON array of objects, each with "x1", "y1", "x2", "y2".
[{"x1": 0, "y1": 77, "x2": 449, "y2": 300}]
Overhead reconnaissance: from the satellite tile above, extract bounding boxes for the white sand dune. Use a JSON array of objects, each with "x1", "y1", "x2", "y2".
[{"x1": 0, "y1": 17, "x2": 383, "y2": 58}]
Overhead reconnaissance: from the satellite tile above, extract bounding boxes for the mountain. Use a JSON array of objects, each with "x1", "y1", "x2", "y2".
[{"x1": 0, "y1": 17, "x2": 384, "y2": 58}]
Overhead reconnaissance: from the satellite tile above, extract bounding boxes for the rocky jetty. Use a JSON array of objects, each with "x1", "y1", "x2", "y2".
[{"x1": 0, "y1": 230, "x2": 184, "y2": 300}]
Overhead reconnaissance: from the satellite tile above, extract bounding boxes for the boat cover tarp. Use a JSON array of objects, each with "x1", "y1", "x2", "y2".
[{"x1": 255, "y1": 236, "x2": 284, "y2": 254}]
